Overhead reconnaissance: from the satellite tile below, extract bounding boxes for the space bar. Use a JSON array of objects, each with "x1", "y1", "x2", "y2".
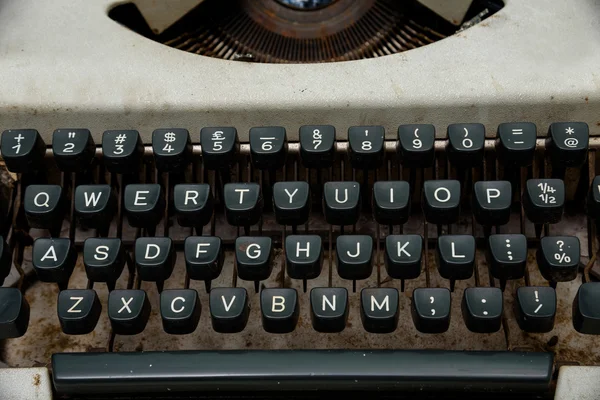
[{"x1": 52, "y1": 350, "x2": 553, "y2": 395}]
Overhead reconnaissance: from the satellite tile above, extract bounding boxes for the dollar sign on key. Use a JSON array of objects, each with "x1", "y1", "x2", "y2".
[{"x1": 164, "y1": 132, "x2": 176, "y2": 142}]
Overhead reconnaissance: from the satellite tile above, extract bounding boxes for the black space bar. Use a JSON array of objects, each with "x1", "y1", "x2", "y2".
[{"x1": 52, "y1": 350, "x2": 553, "y2": 395}]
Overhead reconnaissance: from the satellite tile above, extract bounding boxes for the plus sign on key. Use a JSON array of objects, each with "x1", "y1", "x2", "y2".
[{"x1": 546, "y1": 122, "x2": 589, "y2": 167}]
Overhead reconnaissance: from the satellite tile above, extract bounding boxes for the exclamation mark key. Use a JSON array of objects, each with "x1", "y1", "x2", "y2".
[{"x1": 515, "y1": 286, "x2": 556, "y2": 333}]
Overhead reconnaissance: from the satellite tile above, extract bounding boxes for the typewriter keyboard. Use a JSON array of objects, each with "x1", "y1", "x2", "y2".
[{"x1": 0, "y1": 123, "x2": 598, "y2": 384}]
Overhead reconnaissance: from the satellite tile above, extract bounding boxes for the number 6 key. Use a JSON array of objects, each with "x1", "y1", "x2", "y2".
[{"x1": 523, "y1": 179, "x2": 565, "y2": 224}]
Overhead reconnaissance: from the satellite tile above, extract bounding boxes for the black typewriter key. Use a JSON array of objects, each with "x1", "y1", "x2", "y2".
[
  {"x1": 57, "y1": 289, "x2": 101, "y2": 335},
  {"x1": 0, "y1": 288, "x2": 30, "y2": 339},
  {"x1": 436, "y1": 235, "x2": 475, "y2": 282},
  {"x1": 523, "y1": 179, "x2": 564, "y2": 224},
  {"x1": 323, "y1": 181, "x2": 361, "y2": 226},
  {"x1": 83, "y1": 238, "x2": 125, "y2": 286},
  {"x1": 515, "y1": 286, "x2": 556, "y2": 333},
  {"x1": 496, "y1": 122, "x2": 536, "y2": 167},
  {"x1": 348, "y1": 126, "x2": 385, "y2": 170},
  {"x1": 360, "y1": 288, "x2": 399, "y2": 333},
  {"x1": 587, "y1": 176, "x2": 600, "y2": 219},
  {"x1": 310, "y1": 287, "x2": 348, "y2": 333},
  {"x1": 411, "y1": 287, "x2": 451, "y2": 334},
  {"x1": 102, "y1": 130, "x2": 144, "y2": 174},
  {"x1": 299, "y1": 125, "x2": 335, "y2": 168},
  {"x1": 372, "y1": 181, "x2": 410, "y2": 225},
  {"x1": 108, "y1": 289, "x2": 151, "y2": 335},
  {"x1": 223, "y1": 183, "x2": 263, "y2": 227},
  {"x1": 537, "y1": 236, "x2": 580, "y2": 282},
  {"x1": 462, "y1": 287, "x2": 503, "y2": 333},
  {"x1": 160, "y1": 289, "x2": 201, "y2": 335},
  {"x1": 173, "y1": 184, "x2": 213, "y2": 229},
  {"x1": 573, "y1": 282, "x2": 600, "y2": 334},
  {"x1": 547, "y1": 122, "x2": 589, "y2": 168},
  {"x1": 273, "y1": 181, "x2": 310, "y2": 226},
  {"x1": 447, "y1": 123, "x2": 485, "y2": 168},
  {"x1": 135, "y1": 237, "x2": 176, "y2": 283},
  {"x1": 209, "y1": 287, "x2": 250, "y2": 333},
  {"x1": 285, "y1": 235, "x2": 322, "y2": 280},
  {"x1": 336, "y1": 235, "x2": 373, "y2": 280},
  {"x1": 0, "y1": 238, "x2": 12, "y2": 285},
  {"x1": 200, "y1": 127, "x2": 239, "y2": 170},
  {"x1": 52, "y1": 129, "x2": 96, "y2": 172},
  {"x1": 261, "y1": 288, "x2": 299, "y2": 334},
  {"x1": 152, "y1": 128, "x2": 192, "y2": 173},
  {"x1": 32, "y1": 238, "x2": 77, "y2": 286},
  {"x1": 24, "y1": 184, "x2": 65, "y2": 230},
  {"x1": 74, "y1": 185, "x2": 116, "y2": 230},
  {"x1": 398, "y1": 124, "x2": 435, "y2": 168},
  {"x1": 183, "y1": 236, "x2": 224, "y2": 286},
  {"x1": 422, "y1": 180, "x2": 461, "y2": 225},
  {"x1": 235, "y1": 237, "x2": 273, "y2": 286},
  {"x1": 487, "y1": 234, "x2": 528, "y2": 281},
  {"x1": 384, "y1": 235, "x2": 422, "y2": 280},
  {"x1": 124, "y1": 184, "x2": 164, "y2": 228},
  {"x1": 1, "y1": 129, "x2": 46, "y2": 173},
  {"x1": 249, "y1": 126, "x2": 287, "y2": 170},
  {"x1": 473, "y1": 181, "x2": 512, "y2": 226}
]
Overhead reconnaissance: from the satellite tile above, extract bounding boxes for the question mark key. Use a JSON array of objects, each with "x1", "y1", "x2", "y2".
[
  {"x1": 536, "y1": 236, "x2": 580, "y2": 282},
  {"x1": 411, "y1": 288, "x2": 451, "y2": 334}
]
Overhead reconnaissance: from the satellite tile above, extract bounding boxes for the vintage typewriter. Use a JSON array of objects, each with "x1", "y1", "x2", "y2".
[{"x1": 0, "y1": 0, "x2": 599, "y2": 398}]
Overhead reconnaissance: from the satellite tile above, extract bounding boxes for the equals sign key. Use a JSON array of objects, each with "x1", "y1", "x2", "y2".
[{"x1": 497, "y1": 122, "x2": 537, "y2": 167}]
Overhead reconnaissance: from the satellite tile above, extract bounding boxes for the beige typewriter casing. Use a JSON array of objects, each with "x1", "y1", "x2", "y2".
[
  {"x1": 1, "y1": 3, "x2": 600, "y2": 397},
  {"x1": 0, "y1": 0, "x2": 599, "y2": 141}
]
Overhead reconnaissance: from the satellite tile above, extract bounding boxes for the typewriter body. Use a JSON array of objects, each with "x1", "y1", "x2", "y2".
[{"x1": 1, "y1": 0, "x2": 600, "y2": 399}]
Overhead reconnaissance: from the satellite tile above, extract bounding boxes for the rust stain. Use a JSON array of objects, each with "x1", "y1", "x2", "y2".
[{"x1": 33, "y1": 373, "x2": 40, "y2": 387}]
